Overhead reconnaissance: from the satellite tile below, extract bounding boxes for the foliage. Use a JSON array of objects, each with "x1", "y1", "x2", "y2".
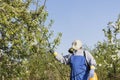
[
  {"x1": 0, "y1": 0, "x2": 67, "y2": 80},
  {"x1": 93, "y1": 16, "x2": 120, "y2": 80}
]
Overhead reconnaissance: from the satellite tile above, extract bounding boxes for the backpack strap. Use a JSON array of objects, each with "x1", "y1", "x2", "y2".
[{"x1": 83, "y1": 51, "x2": 90, "y2": 69}]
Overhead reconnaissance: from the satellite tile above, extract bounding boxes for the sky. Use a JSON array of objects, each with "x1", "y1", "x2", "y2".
[{"x1": 45, "y1": 0, "x2": 120, "y2": 55}]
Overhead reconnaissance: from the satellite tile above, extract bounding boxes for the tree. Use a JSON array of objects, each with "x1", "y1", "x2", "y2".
[
  {"x1": 0, "y1": 0, "x2": 64, "y2": 80},
  {"x1": 93, "y1": 15, "x2": 120, "y2": 80}
]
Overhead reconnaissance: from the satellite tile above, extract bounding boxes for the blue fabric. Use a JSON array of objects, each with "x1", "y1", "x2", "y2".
[
  {"x1": 88, "y1": 69, "x2": 94, "y2": 78},
  {"x1": 70, "y1": 55, "x2": 89, "y2": 80}
]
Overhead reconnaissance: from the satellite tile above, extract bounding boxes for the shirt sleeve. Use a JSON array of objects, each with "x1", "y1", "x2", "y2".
[
  {"x1": 85, "y1": 51, "x2": 96, "y2": 66},
  {"x1": 55, "y1": 53, "x2": 72, "y2": 65}
]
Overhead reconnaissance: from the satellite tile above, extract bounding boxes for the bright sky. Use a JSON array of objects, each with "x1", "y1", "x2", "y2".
[{"x1": 46, "y1": 0, "x2": 120, "y2": 54}]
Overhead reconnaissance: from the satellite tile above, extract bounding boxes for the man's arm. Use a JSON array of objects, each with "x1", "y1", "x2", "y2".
[
  {"x1": 85, "y1": 51, "x2": 96, "y2": 67},
  {"x1": 53, "y1": 51, "x2": 72, "y2": 65}
]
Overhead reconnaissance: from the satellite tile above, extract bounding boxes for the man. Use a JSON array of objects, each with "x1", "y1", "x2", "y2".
[{"x1": 50, "y1": 40, "x2": 96, "y2": 80}]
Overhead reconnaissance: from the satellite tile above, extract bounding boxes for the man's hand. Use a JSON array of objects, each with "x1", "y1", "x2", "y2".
[
  {"x1": 49, "y1": 50, "x2": 58, "y2": 56},
  {"x1": 89, "y1": 65, "x2": 95, "y2": 78}
]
